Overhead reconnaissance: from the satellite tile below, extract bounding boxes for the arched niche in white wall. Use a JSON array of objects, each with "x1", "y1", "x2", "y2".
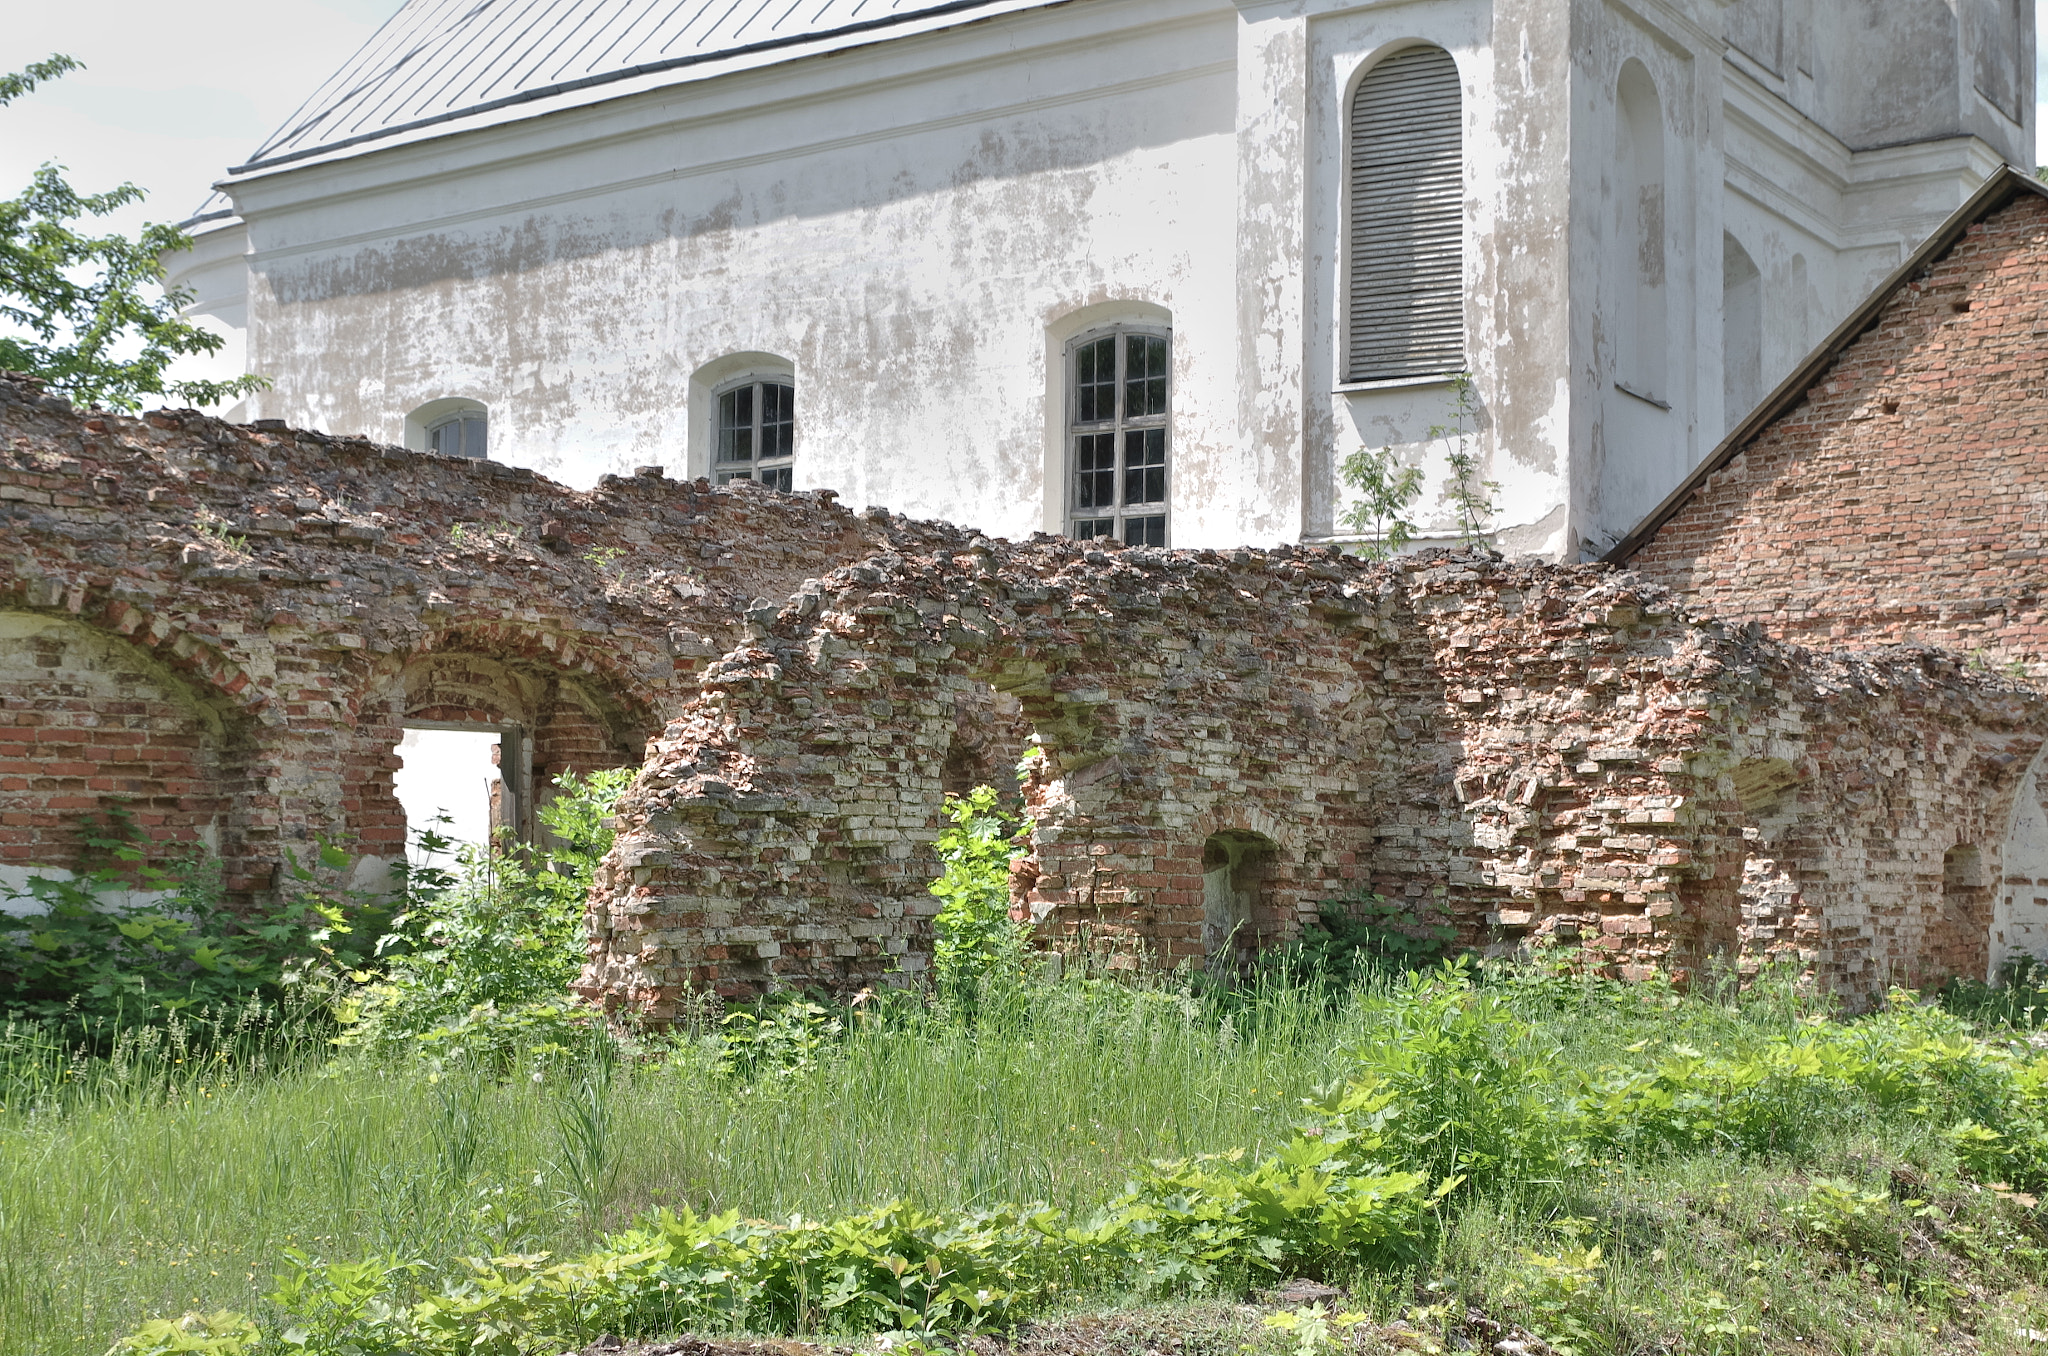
[
  {"x1": 1723, "y1": 233, "x2": 1763, "y2": 434},
  {"x1": 405, "y1": 397, "x2": 490, "y2": 458},
  {"x1": 1614, "y1": 60, "x2": 1667, "y2": 405},
  {"x1": 687, "y1": 351, "x2": 795, "y2": 484},
  {"x1": 1040, "y1": 299, "x2": 1174, "y2": 536},
  {"x1": 1994, "y1": 745, "x2": 2048, "y2": 980}
]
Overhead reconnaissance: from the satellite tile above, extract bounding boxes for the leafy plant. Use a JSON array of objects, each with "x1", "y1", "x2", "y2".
[
  {"x1": 0, "y1": 56, "x2": 268, "y2": 412},
  {"x1": 718, "y1": 997, "x2": 844, "y2": 1083},
  {"x1": 339, "y1": 768, "x2": 632, "y2": 1072},
  {"x1": 1781, "y1": 1178, "x2": 1899, "y2": 1260},
  {"x1": 1260, "y1": 893, "x2": 1456, "y2": 992},
  {"x1": 928, "y1": 784, "x2": 1032, "y2": 1017},
  {"x1": 106, "y1": 1311, "x2": 260, "y2": 1356},
  {"x1": 1337, "y1": 443, "x2": 1424, "y2": 560},
  {"x1": 1496, "y1": 1240, "x2": 1607, "y2": 1356},
  {"x1": 0, "y1": 806, "x2": 382, "y2": 1042},
  {"x1": 1430, "y1": 373, "x2": 1496, "y2": 548}
]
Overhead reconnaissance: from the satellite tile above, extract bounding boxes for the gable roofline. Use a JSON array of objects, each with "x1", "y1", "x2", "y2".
[
  {"x1": 223, "y1": 0, "x2": 1066, "y2": 179},
  {"x1": 1602, "y1": 162, "x2": 2048, "y2": 566}
]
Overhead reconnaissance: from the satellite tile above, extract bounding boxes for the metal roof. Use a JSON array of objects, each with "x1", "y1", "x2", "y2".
[{"x1": 233, "y1": 0, "x2": 1050, "y2": 174}]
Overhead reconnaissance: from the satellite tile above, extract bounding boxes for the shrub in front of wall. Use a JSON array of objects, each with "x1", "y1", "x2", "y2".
[{"x1": 0, "y1": 806, "x2": 387, "y2": 1044}]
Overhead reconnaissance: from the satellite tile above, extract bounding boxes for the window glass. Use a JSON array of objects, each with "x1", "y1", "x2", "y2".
[
  {"x1": 428, "y1": 412, "x2": 487, "y2": 459},
  {"x1": 714, "y1": 378, "x2": 794, "y2": 490},
  {"x1": 1067, "y1": 326, "x2": 1169, "y2": 544}
]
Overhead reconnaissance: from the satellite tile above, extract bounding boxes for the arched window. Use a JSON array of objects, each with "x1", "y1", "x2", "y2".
[
  {"x1": 1722, "y1": 233, "x2": 1762, "y2": 431},
  {"x1": 1615, "y1": 62, "x2": 1667, "y2": 403},
  {"x1": 406, "y1": 398, "x2": 489, "y2": 458},
  {"x1": 1346, "y1": 44, "x2": 1465, "y2": 383},
  {"x1": 1067, "y1": 325, "x2": 1170, "y2": 546},
  {"x1": 712, "y1": 375, "x2": 794, "y2": 490}
]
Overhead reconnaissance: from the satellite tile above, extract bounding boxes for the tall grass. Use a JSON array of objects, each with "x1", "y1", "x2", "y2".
[{"x1": 0, "y1": 975, "x2": 1361, "y2": 1355}]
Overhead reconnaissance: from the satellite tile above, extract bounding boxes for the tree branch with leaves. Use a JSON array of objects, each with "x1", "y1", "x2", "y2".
[{"x1": 0, "y1": 55, "x2": 269, "y2": 412}]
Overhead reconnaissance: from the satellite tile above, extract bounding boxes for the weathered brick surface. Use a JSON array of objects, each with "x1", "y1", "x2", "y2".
[
  {"x1": 0, "y1": 375, "x2": 995, "y2": 892},
  {"x1": 583, "y1": 541, "x2": 2048, "y2": 1011},
  {"x1": 4, "y1": 373, "x2": 2042, "y2": 1009},
  {"x1": 1627, "y1": 192, "x2": 2048, "y2": 669}
]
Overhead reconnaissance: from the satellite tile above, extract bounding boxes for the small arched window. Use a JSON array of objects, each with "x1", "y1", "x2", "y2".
[
  {"x1": 713, "y1": 375, "x2": 794, "y2": 490},
  {"x1": 1347, "y1": 44, "x2": 1465, "y2": 382},
  {"x1": 406, "y1": 398, "x2": 489, "y2": 459},
  {"x1": 1067, "y1": 325, "x2": 1170, "y2": 546},
  {"x1": 428, "y1": 410, "x2": 487, "y2": 459}
]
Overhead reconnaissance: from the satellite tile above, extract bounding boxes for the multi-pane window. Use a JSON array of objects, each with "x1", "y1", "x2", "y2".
[
  {"x1": 1068, "y1": 328, "x2": 1169, "y2": 546},
  {"x1": 427, "y1": 410, "x2": 487, "y2": 458},
  {"x1": 714, "y1": 378, "x2": 794, "y2": 490}
]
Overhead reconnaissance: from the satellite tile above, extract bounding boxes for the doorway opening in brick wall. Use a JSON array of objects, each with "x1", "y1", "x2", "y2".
[
  {"x1": 1202, "y1": 830, "x2": 1275, "y2": 972},
  {"x1": 392, "y1": 725, "x2": 523, "y2": 869}
]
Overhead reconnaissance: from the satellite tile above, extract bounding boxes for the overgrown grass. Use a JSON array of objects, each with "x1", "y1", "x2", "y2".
[
  {"x1": 22, "y1": 961, "x2": 2048, "y2": 1355},
  {"x1": 0, "y1": 973, "x2": 1355, "y2": 1354}
]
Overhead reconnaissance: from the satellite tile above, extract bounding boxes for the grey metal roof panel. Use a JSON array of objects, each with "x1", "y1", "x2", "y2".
[{"x1": 235, "y1": 0, "x2": 1052, "y2": 173}]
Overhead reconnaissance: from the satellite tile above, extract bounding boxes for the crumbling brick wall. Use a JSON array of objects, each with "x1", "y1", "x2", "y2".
[
  {"x1": 582, "y1": 540, "x2": 2048, "y2": 1012},
  {"x1": 1624, "y1": 192, "x2": 2048, "y2": 671},
  {"x1": 6, "y1": 373, "x2": 2041, "y2": 1006},
  {"x1": 0, "y1": 375, "x2": 1000, "y2": 896}
]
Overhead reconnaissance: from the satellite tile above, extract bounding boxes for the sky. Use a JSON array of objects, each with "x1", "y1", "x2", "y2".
[{"x1": 3, "y1": 2, "x2": 2048, "y2": 239}]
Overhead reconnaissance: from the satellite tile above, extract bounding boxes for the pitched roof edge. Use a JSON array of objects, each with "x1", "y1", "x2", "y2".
[
  {"x1": 1602, "y1": 162, "x2": 2048, "y2": 566},
  {"x1": 224, "y1": 0, "x2": 1043, "y2": 178}
]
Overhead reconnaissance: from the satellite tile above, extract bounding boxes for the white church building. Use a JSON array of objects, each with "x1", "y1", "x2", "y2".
[{"x1": 167, "y1": 0, "x2": 2033, "y2": 558}]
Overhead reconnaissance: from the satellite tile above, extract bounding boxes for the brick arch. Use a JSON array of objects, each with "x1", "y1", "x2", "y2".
[
  {"x1": 583, "y1": 542, "x2": 1400, "y2": 1009},
  {"x1": 349, "y1": 639, "x2": 661, "y2": 864},
  {"x1": 2, "y1": 574, "x2": 269, "y2": 716},
  {"x1": 0, "y1": 608, "x2": 254, "y2": 887}
]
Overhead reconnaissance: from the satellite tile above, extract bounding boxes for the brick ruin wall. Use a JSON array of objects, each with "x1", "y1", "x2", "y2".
[
  {"x1": 1627, "y1": 193, "x2": 2048, "y2": 670},
  {"x1": 4, "y1": 375, "x2": 2044, "y2": 1006},
  {"x1": 582, "y1": 540, "x2": 2048, "y2": 1011},
  {"x1": 0, "y1": 375, "x2": 1009, "y2": 899}
]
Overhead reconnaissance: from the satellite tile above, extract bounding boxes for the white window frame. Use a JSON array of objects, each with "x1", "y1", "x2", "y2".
[
  {"x1": 1064, "y1": 324, "x2": 1171, "y2": 546},
  {"x1": 709, "y1": 374, "x2": 795, "y2": 490},
  {"x1": 404, "y1": 397, "x2": 490, "y2": 458}
]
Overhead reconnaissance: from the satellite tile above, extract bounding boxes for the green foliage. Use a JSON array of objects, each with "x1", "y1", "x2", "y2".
[
  {"x1": 0, "y1": 57, "x2": 269, "y2": 412},
  {"x1": 717, "y1": 997, "x2": 844, "y2": 1083},
  {"x1": 61, "y1": 942, "x2": 2048, "y2": 1356},
  {"x1": 0, "y1": 806, "x2": 382, "y2": 1042},
  {"x1": 112, "y1": 1131, "x2": 1444, "y2": 1353},
  {"x1": 1780, "y1": 1178, "x2": 1901, "y2": 1259},
  {"x1": 1431, "y1": 373, "x2": 1497, "y2": 548},
  {"x1": 1260, "y1": 894, "x2": 1456, "y2": 992},
  {"x1": 105, "y1": 1311, "x2": 260, "y2": 1356},
  {"x1": 1336, "y1": 443, "x2": 1424, "y2": 560},
  {"x1": 928, "y1": 784, "x2": 1032, "y2": 1016},
  {"x1": 339, "y1": 769, "x2": 632, "y2": 1073},
  {"x1": 1941, "y1": 954, "x2": 2048, "y2": 1029},
  {"x1": 1495, "y1": 1239, "x2": 1606, "y2": 1356}
]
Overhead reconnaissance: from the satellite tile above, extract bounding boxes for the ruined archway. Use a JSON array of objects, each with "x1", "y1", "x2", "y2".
[{"x1": 0, "y1": 610, "x2": 251, "y2": 897}]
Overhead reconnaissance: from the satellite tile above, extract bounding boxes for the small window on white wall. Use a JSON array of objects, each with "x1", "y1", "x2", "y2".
[
  {"x1": 1067, "y1": 326, "x2": 1169, "y2": 546},
  {"x1": 428, "y1": 410, "x2": 487, "y2": 459},
  {"x1": 714, "y1": 377, "x2": 794, "y2": 490},
  {"x1": 406, "y1": 397, "x2": 490, "y2": 458}
]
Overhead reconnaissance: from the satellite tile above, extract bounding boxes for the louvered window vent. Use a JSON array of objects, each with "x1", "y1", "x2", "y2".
[{"x1": 1348, "y1": 45, "x2": 1465, "y2": 383}]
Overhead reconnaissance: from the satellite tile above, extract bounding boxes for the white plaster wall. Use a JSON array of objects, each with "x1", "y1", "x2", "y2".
[
  {"x1": 1995, "y1": 747, "x2": 2048, "y2": 979},
  {"x1": 159, "y1": 215, "x2": 255, "y2": 420},
  {"x1": 225, "y1": 0, "x2": 1252, "y2": 547},
  {"x1": 1301, "y1": 0, "x2": 1578, "y2": 559},
  {"x1": 167, "y1": 0, "x2": 2031, "y2": 560}
]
